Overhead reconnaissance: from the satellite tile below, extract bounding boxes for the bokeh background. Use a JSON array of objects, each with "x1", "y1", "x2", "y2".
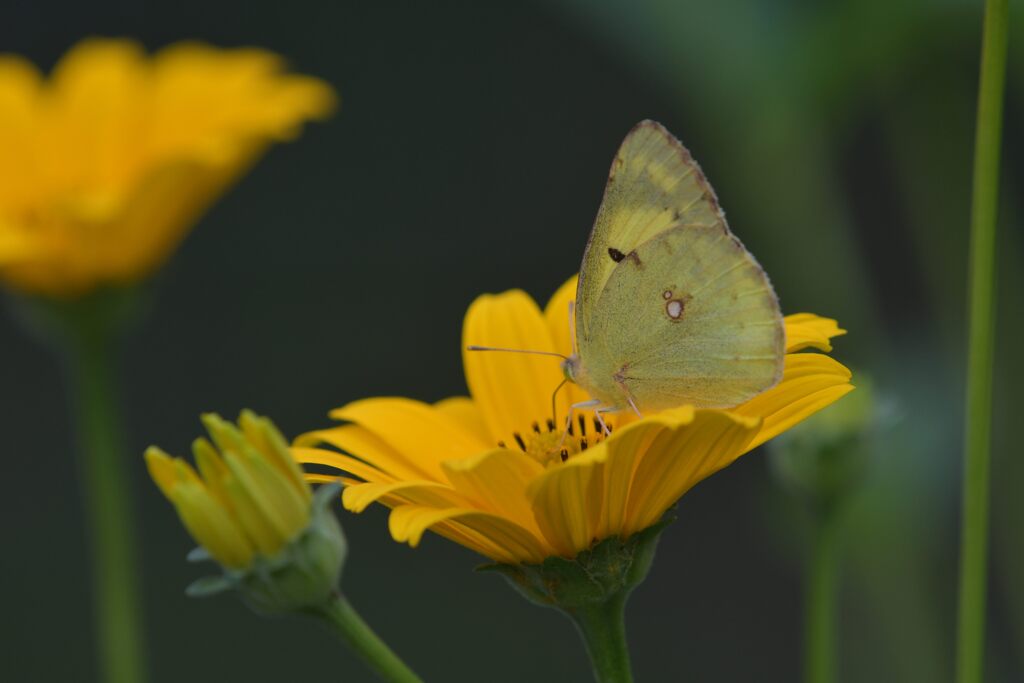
[{"x1": 2, "y1": 0, "x2": 1022, "y2": 680}]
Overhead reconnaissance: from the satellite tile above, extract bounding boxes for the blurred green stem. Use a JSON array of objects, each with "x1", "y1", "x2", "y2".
[
  {"x1": 568, "y1": 595, "x2": 633, "y2": 683},
  {"x1": 62, "y1": 301, "x2": 147, "y2": 683},
  {"x1": 957, "y1": 1, "x2": 1008, "y2": 682},
  {"x1": 805, "y1": 502, "x2": 840, "y2": 683},
  {"x1": 316, "y1": 593, "x2": 424, "y2": 683}
]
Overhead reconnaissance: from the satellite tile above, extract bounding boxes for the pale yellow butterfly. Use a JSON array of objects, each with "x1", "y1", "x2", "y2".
[
  {"x1": 471, "y1": 120, "x2": 784, "y2": 421},
  {"x1": 560, "y1": 120, "x2": 784, "y2": 414}
]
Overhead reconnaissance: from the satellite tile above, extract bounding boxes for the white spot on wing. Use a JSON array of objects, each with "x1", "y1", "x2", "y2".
[{"x1": 666, "y1": 300, "x2": 684, "y2": 318}]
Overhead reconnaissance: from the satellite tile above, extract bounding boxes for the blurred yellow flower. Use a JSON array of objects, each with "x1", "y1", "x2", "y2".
[
  {"x1": 295, "y1": 277, "x2": 854, "y2": 565},
  {"x1": 147, "y1": 411, "x2": 313, "y2": 570},
  {"x1": 0, "y1": 38, "x2": 334, "y2": 296}
]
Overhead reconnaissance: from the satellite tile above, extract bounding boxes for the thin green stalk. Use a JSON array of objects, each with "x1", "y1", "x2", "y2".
[
  {"x1": 315, "y1": 593, "x2": 424, "y2": 683},
  {"x1": 63, "y1": 306, "x2": 147, "y2": 683},
  {"x1": 568, "y1": 595, "x2": 634, "y2": 683},
  {"x1": 804, "y1": 503, "x2": 840, "y2": 683},
  {"x1": 957, "y1": 1, "x2": 1008, "y2": 682}
]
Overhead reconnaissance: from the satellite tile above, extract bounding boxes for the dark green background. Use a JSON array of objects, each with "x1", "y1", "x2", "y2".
[{"x1": 2, "y1": 1, "x2": 1022, "y2": 680}]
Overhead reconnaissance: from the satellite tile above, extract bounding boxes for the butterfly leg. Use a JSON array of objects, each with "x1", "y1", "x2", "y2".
[
  {"x1": 593, "y1": 406, "x2": 626, "y2": 436},
  {"x1": 559, "y1": 398, "x2": 601, "y2": 448},
  {"x1": 614, "y1": 379, "x2": 643, "y2": 418}
]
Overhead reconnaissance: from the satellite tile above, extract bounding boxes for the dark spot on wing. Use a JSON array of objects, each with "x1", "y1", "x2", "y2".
[
  {"x1": 625, "y1": 250, "x2": 642, "y2": 267},
  {"x1": 608, "y1": 247, "x2": 625, "y2": 263}
]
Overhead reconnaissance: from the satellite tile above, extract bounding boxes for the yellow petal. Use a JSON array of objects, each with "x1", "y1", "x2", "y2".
[
  {"x1": 296, "y1": 423, "x2": 428, "y2": 482},
  {"x1": 330, "y1": 398, "x2": 486, "y2": 482},
  {"x1": 388, "y1": 505, "x2": 550, "y2": 564},
  {"x1": 44, "y1": 39, "x2": 148, "y2": 193},
  {"x1": 191, "y1": 437, "x2": 235, "y2": 509},
  {"x1": 306, "y1": 473, "x2": 360, "y2": 487},
  {"x1": 732, "y1": 353, "x2": 855, "y2": 451},
  {"x1": 594, "y1": 417, "x2": 664, "y2": 540},
  {"x1": 527, "y1": 449, "x2": 604, "y2": 557},
  {"x1": 784, "y1": 313, "x2": 847, "y2": 352},
  {"x1": 291, "y1": 446, "x2": 395, "y2": 484},
  {"x1": 239, "y1": 411, "x2": 311, "y2": 502},
  {"x1": 145, "y1": 446, "x2": 254, "y2": 568},
  {"x1": 417, "y1": 518, "x2": 524, "y2": 563},
  {"x1": 150, "y1": 42, "x2": 335, "y2": 162},
  {"x1": 341, "y1": 480, "x2": 467, "y2": 514},
  {"x1": 433, "y1": 396, "x2": 492, "y2": 445},
  {"x1": 0, "y1": 55, "x2": 41, "y2": 205},
  {"x1": 219, "y1": 451, "x2": 293, "y2": 555},
  {"x1": 462, "y1": 290, "x2": 568, "y2": 442},
  {"x1": 624, "y1": 408, "x2": 761, "y2": 534},
  {"x1": 170, "y1": 480, "x2": 255, "y2": 569},
  {"x1": 442, "y1": 448, "x2": 545, "y2": 531},
  {"x1": 144, "y1": 446, "x2": 186, "y2": 498}
]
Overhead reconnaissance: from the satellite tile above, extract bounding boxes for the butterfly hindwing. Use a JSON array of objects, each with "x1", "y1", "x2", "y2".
[{"x1": 582, "y1": 225, "x2": 784, "y2": 410}]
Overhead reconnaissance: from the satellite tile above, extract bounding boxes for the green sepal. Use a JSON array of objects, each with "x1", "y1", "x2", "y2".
[
  {"x1": 480, "y1": 515, "x2": 674, "y2": 610},
  {"x1": 185, "y1": 574, "x2": 233, "y2": 598},
  {"x1": 186, "y1": 546, "x2": 213, "y2": 563}
]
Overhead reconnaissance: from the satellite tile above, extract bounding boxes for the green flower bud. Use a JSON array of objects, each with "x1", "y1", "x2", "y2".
[{"x1": 769, "y1": 373, "x2": 893, "y2": 504}]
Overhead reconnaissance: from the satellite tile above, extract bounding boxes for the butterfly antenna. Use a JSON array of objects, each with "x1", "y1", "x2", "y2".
[
  {"x1": 550, "y1": 378, "x2": 568, "y2": 427},
  {"x1": 465, "y1": 345, "x2": 568, "y2": 360}
]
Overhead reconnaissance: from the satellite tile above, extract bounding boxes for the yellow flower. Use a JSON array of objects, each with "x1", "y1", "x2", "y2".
[
  {"x1": 295, "y1": 277, "x2": 853, "y2": 565},
  {"x1": 0, "y1": 38, "x2": 334, "y2": 297},
  {"x1": 147, "y1": 411, "x2": 313, "y2": 570},
  {"x1": 147, "y1": 412, "x2": 349, "y2": 614}
]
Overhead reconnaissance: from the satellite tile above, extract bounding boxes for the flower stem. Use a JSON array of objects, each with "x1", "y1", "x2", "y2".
[
  {"x1": 315, "y1": 593, "x2": 424, "y2": 683},
  {"x1": 63, "y1": 303, "x2": 147, "y2": 683},
  {"x1": 804, "y1": 502, "x2": 840, "y2": 683},
  {"x1": 957, "y1": 1, "x2": 1008, "y2": 682},
  {"x1": 567, "y1": 595, "x2": 634, "y2": 683}
]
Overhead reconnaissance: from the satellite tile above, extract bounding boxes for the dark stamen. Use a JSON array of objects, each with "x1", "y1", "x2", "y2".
[
  {"x1": 546, "y1": 418, "x2": 556, "y2": 432},
  {"x1": 578, "y1": 414, "x2": 587, "y2": 436},
  {"x1": 560, "y1": 449, "x2": 569, "y2": 462},
  {"x1": 497, "y1": 440, "x2": 506, "y2": 448},
  {"x1": 593, "y1": 416, "x2": 602, "y2": 433},
  {"x1": 532, "y1": 421, "x2": 541, "y2": 433},
  {"x1": 567, "y1": 420, "x2": 574, "y2": 436},
  {"x1": 513, "y1": 432, "x2": 527, "y2": 451},
  {"x1": 580, "y1": 438, "x2": 588, "y2": 451}
]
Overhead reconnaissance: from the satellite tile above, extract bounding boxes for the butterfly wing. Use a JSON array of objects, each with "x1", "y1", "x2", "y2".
[
  {"x1": 581, "y1": 225, "x2": 784, "y2": 410},
  {"x1": 575, "y1": 120, "x2": 724, "y2": 345},
  {"x1": 573, "y1": 121, "x2": 784, "y2": 410}
]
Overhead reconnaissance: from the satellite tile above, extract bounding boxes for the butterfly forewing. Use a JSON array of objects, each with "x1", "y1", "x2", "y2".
[{"x1": 576, "y1": 120, "x2": 724, "y2": 344}]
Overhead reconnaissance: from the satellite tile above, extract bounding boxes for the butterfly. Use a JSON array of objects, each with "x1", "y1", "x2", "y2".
[{"x1": 559, "y1": 120, "x2": 785, "y2": 417}]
